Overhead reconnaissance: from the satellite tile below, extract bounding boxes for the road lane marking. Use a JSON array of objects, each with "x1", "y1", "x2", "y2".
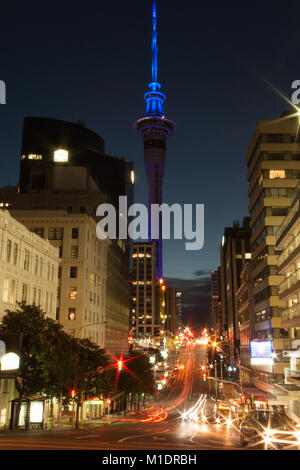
[
  {"x1": 118, "y1": 428, "x2": 169, "y2": 443},
  {"x1": 75, "y1": 435, "x2": 100, "y2": 439}
]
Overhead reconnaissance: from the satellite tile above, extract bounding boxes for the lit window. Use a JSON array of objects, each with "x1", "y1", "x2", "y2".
[
  {"x1": 68, "y1": 308, "x2": 76, "y2": 321},
  {"x1": 28, "y1": 154, "x2": 42, "y2": 160},
  {"x1": 54, "y1": 149, "x2": 69, "y2": 163},
  {"x1": 269, "y1": 170, "x2": 285, "y2": 179},
  {"x1": 69, "y1": 287, "x2": 77, "y2": 300}
]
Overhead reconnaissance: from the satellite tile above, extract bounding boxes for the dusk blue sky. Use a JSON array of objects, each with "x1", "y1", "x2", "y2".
[{"x1": 0, "y1": 0, "x2": 299, "y2": 324}]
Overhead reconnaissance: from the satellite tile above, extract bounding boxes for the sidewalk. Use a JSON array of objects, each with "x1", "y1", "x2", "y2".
[{"x1": 0, "y1": 411, "x2": 130, "y2": 434}]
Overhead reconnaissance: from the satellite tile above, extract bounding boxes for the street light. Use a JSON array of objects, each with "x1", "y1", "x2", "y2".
[{"x1": 77, "y1": 321, "x2": 108, "y2": 337}]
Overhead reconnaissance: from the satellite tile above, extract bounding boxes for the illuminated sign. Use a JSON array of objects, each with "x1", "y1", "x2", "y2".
[
  {"x1": 30, "y1": 401, "x2": 43, "y2": 423},
  {"x1": 54, "y1": 149, "x2": 69, "y2": 162},
  {"x1": 1, "y1": 352, "x2": 20, "y2": 370},
  {"x1": 250, "y1": 341, "x2": 273, "y2": 365},
  {"x1": 251, "y1": 358, "x2": 273, "y2": 365},
  {"x1": 250, "y1": 341, "x2": 273, "y2": 359}
]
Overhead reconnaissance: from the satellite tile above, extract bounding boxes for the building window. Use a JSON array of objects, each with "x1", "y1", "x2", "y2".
[
  {"x1": 68, "y1": 308, "x2": 76, "y2": 321},
  {"x1": 9, "y1": 280, "x2": 16, "y2": 304},
  {"x1": 13, "y1": 243, "x2": 18, "y2": 266},
  {"x1": 34, "y1": 255, "x2": 39, "y2": 274},
  {"x1": 22, "y1": 284, "x2": 28, "y2": 303},
  {"x1": 30, "y1": 227, "x2": 44, "y2": 238},
  {"x1": 72, "y1": 228, "x2": 79, "y2": 239},
  {"x1": 69, "y1": 287, "x2": 77, "y2": 300},
  {"x1": 40, "y1": 258, "x2": 43, "y2": 277},
  {"x1": 24, "y1": 249, "x2": 30, "y2": 271},
  {"x1": 269, "y1": 170, "x2": 285, "y2": 179},
  {"x1": 27, "y1": 154, "x2": 42, "y2": 160},
  {"x1": 32, "y1": 287, "x2": 37, "y2": 305},
  {"x1": 268, "y1": 153, "x2": 284, "y2": 161},
  {"x1": 6, "y1": 239, "x2": 12, "y2": 263},
  {"x1": 270, "y1": 188, "x2": 287, "y2": 197},
  {"x1": 3, "y1": 278, "x2": 9, "y2": 302},
  {"x1": 272, "y1": 207, "x2": 288, "y2": 216},
  {"x1": 71, "y1": 246, "x2": 78, "y2": 258},
  {"x1": 48, "y1": 227, "x2": 64, "y2": 240},
  {"x1": 70, "y1": 266, "x2": 77, "y2": 278},
  {"x1": 266, "y1": 134, "x2": 283, "y2": 143}
]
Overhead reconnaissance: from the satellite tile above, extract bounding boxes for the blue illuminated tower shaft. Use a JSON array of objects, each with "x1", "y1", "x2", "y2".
[{"x1": 135, "y1": 0, "x2": 175, "y2": 280}]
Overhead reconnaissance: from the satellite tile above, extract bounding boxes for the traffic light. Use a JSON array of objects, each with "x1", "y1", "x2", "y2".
[
  {"x1": 240, "y1": 393, "x2": 246, "y2": 404},
  {"x1": 202, "y1": 370, "x2": 207, "y2": 382},
  {"x1": 118, "y1": 360, "x2": 123, "y2": 371},
  {"x1": 71, "y1": 389, "x2": 76, "y2": 399},
  {"x1": 106, "y1": 397, "x2": 111, "y2": 406}
]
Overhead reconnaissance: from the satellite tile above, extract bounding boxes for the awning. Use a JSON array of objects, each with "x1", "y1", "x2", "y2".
[{"x1": 242, "y1": 385, "x2": 268, "y2": 399}]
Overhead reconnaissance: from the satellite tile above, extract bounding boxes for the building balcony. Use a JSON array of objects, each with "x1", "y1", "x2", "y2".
[
  {"x1": 279, "y1": 266, "x2": 300, "y2": 296},
  {"x1": 281, "y1": 304, "x2": 300, "y2": 327},
  {"x1": 285, "y1": 368, "x2": 300, "y2": 381},
  {"x1": 277, "y1": 232, "x2": 300, "y2": 270}
]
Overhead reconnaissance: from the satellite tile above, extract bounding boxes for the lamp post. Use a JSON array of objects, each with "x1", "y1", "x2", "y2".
[{"x1": 77, "y1": 321, "x2": 108, "y2": 338}]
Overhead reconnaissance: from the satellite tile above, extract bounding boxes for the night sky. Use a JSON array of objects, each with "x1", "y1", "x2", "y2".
[{"x1": 1, "y1": 0, "x2": 299, "y2": 326}]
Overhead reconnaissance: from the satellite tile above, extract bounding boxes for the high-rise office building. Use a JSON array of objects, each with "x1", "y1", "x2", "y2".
[
  {"x1": 220, "y1": 218, "x2": 251, "y2": 362},
  {"x1": 176, "y1": 291, "x2": 182, "y2": 330},
  {"x1": 134, "y1": 0, "x2": 175, "y2": 280},
  {"x1": 210, "y1": 268, "x2": 222, "y2": 335},
  {"x1": 130, "y1": 242, "x2": 158, "y2": 338},
  {"x1": 246, "y1": 110, "x2": 300, "y2": 384},
  {"x1": 211, "y1": 268, "x2": 222, "y2": 334},
  {"x1": 235, "y1": 262, "x2": 254, "y2": 383},
  {"x1": 130, "y1": 241, "x2": 177, "y2": 339}
]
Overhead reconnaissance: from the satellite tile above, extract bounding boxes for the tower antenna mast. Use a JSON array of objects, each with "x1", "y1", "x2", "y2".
[{"x1": 151, "y1": 0, "x2": 158, "y2": 86}]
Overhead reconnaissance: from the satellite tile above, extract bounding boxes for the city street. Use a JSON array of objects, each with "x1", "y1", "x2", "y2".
[{"x1": 0, "y1": 345, "x2": 242, "y2": 450}]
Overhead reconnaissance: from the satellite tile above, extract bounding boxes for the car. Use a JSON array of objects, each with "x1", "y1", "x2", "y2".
[{"x1": 239, "y1": 410, "x2": 300, "y2": 449}]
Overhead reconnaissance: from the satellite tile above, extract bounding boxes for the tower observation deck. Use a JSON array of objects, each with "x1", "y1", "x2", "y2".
[{"x1": 134, "y1": 0, "x2": 176, "y2": 280}]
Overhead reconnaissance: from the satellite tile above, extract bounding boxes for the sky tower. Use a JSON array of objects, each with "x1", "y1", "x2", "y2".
[{"x1": 135, "y1": 0, "x2": 176, "y2": 280}]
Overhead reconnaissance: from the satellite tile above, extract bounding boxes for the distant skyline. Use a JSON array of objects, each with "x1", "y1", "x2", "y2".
[{"x1": 0, "y1": 0, "x2": 299, "y2": 324}]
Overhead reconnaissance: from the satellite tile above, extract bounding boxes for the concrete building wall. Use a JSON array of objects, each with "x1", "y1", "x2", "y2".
[
  {"x1": 0, "y1": 209, "x2": 59, "y2": 429},
  {"x1": 10, "y1": 210, "x2": 109, "y2": 349},
  {"x1": 0, "y1": 210, "x2": 59, "y2": 319},
  {"x1": 246, "y1": 111, "x2": 300, "y2": 383}
]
